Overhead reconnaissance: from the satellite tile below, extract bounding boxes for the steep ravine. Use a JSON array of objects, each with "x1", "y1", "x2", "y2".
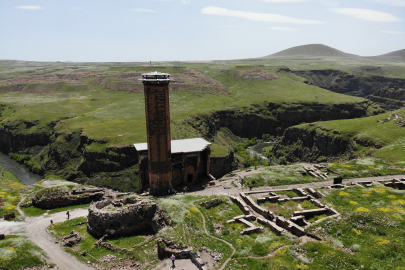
[
  {"x1": 272, "y1": 126, "x2": 354, "y2": 163},
  {"x1": 0, "y1": 100, "x2": 381, "y2": 190},
  {"x1": 294, "y1": 69, "x2": 405, "y2": 110}
]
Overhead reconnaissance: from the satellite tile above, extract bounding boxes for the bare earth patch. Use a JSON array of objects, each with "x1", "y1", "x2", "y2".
[
  {"x1": 0, "y1": 71, "x2": 226, "y2": 94},
  {"x1": 41, "y1": 180, "x2": 64, "y2": 187},
  {"x1": 236, "y1": 70, "x2": 279, "y2": 80}
]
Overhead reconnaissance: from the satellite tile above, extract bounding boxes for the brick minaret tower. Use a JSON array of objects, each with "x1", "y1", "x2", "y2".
[{"x1": 139, "y1": 71, "x2": 172, "y2": 195}]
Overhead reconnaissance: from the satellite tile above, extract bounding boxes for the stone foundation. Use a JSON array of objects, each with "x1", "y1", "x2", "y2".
[{"x1": 87, "y1": 197, "x2": 169, "y2": 237}]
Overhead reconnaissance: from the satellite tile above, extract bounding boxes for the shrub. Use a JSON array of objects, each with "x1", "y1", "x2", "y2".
[{"x1": 278, "y1": 156, "x2": 287, "y2": 165}]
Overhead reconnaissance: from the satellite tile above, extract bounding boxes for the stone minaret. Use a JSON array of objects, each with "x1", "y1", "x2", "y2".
[{"x1": 139, "y1": 71, "x2": 172, "y2": 195}]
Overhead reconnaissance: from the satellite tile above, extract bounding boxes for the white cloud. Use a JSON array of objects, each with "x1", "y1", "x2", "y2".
[
  {"x1": 331, "y1": 8, "x2": 401, "y2": 22},
  {"x1": 201, "y1": 6, "x2": 323, "y2": 24},
  {"x1": 382, "y1": 30, "x2": 405, "y2": 34},
  {"x1": 368, "y1": 0, "x2": 405, "y2": 7},
  {"x1": 269, "y1": 26, "x2": 298, "y2": 31},
  {"x1": 15, "y1": 6, "x2": 42, "y2": 10},
  {"x1": 132, "y1": 8, "x2": 157, "y2": 12}
]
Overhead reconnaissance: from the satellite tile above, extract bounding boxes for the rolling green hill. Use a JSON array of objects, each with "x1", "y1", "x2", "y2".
[{"x1": 0, "y1": 55, "x2": 403, "y2": 191}]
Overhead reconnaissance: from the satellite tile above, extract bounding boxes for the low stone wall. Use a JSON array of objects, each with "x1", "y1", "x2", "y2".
[
  {"x1": 384, "y1": 179, "x2": 405, "y2": 190},
  {"x1": 240, "y1": 192, "x2": 273, "y2": 220},
  {"x1": 274, "y1": 216, "x2": 305, "y2": 237},
  {"x1": 306, "y1": 188, "x2": 324, "y2": 199},
  {"x1": 87, "y1": 198, "x2": 163, "y2": 237},
  {"x1": 229, "y1": 195, "x2": 250, "y2": 215},
  {"x1": 157, "y1": 239, "x2": 204, "y2": 270},
  {"x1": 256, "y1": 217, "x2": 285, "y2": 235},
  {"x1": 293, "y1": 208, "x2": 328, "y2": 219},
  {"x1": 293, "y1": 188, "x2": 308, "y2": 197},
  {"x1": 200, "y1": 198, "x2": 223, "y2": 209},
  {"x1": 257, "y1": 196, "x2": 279, "y2": 204}
]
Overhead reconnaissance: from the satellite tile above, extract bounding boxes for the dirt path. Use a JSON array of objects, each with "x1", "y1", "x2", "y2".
[
  {"x1": 0, "y1": 207, "x2": 92, "y2": 270},
  {"x1": 189, "y1": 174, "x2": 405, "y2": 197},
  {"x1": 193, "y1": 201, "x2": 236, "y2": 270}
]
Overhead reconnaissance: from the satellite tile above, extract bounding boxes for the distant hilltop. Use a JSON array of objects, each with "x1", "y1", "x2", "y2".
[
  {"x1": 263, "y1": 44, "x2": 405, "y2": 61},
  {"x1": 265, "y1": 44, "x2": 357, "y2": 58}
]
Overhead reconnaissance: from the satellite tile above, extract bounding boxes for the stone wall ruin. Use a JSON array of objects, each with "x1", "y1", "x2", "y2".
[{"x1": 87, "y1": 197, "x2": 169, "y2": 237}]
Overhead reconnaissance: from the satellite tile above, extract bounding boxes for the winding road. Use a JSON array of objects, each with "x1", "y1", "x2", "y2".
[{"x1": 1, "y1": 207, "x2": 92, "y2": 270}]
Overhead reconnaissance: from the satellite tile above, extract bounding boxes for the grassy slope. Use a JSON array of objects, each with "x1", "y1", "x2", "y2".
[
  {"x1": 298, "y1": 107, "x2": 405, "y2": 163},
  {"x1": 0, "y1": 235, "x2": 47, "y2": 270},
  {"x1": 0, "y1": 166, "x2": 24, "y2": 217},
  {"x1": 49, "y1": 184, "x2": 405, "y2": 270},
  {"x1": 0, "y1": 65, "x2": 364, "y2": 151}
]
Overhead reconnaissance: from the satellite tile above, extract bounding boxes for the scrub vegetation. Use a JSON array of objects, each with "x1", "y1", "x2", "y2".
[
  {"x1": 0, "y1": 166, "x2": 24, "y2": 217},
  {"x1": 0, "y1": 235, "x2": 47, "y2": 270},
  {"x1": 48, "y1": 184, "x2": 405, "y2": 269}
]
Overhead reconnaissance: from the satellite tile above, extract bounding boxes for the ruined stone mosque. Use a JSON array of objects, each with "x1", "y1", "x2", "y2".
[{"x1": 134, "y1": 72, "x2": 211, "y2": 196}]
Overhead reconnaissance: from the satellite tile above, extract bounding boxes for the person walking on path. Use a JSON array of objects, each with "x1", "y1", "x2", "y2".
[
  {"x1": 170, "y1": 254, "x2": 176, "y2": 268},
  {"x1": 66, "y1": 211, "x2": 70, "y2": 220}
]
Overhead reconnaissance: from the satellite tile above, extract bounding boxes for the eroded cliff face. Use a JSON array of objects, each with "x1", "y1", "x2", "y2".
[
  {"x1": 207, "y1": 101, "x2": 377, "y2": 138},
  {"x1": 0, "y1": 99, "x2": 381, "y2": 189},
  {"x1": 295, "y1": 69, "x2": 405, "y2": 98},
  {"x1": 209, "y1": 151, "x2": 237, "y2": 179},
  {"x1": 294, "y1": 69, "x2": 405, "y2": 110},
  {"x1": 272, "y1": 126, "x2": 355, "y2": 163}
]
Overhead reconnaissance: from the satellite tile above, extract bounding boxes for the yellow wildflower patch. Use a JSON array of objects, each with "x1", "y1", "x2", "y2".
[
  {"x1": 377, "y1": 208, "x2": 392, "y2": 212},
  {"x1": 392, "y1": 214, "x2": 404, "y2": 221},
  {"x1": 371, "y1": 188, "x2": 386, "y2": 194},
  {"x1": 350, "y1": 201, "x2": 358, "y2": 205},
  {"x1": 189, "y1": 206, "x2": 198, "y2": 213},
  {"x1": 353, "y1": 229, "x2": 362, "y2": 235},
  {"x1": 377, "y1": 238, "x2": 390, "y2": 246},
  {"x1": 356, "y1": 207, "x2": 372, "y2": 212},
  {"x1": 278, "y1": 246, "x2": 288, "y2": 255},
  {"x1": 296, "y1": 264, "x2": 310, "y2": 269},
  {"x1": 339, "y1": 191, "x2": 350, "y2": 196},
  {"x1": 388, "y1": 195, "x2": 397, "y2": 199},
  {"x1": 392, "y1": 200, "x2": 405, "y2": 206}
]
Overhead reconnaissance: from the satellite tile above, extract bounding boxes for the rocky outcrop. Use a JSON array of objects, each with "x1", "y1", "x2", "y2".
[
  {"x1": 0, "y1": 127, "x2": 50, "y2": 154},
  {"x1": 368, "y1": 87, "x2": 405, "y2": 110},
  {"x1": 272, "y1": 126, "x2": 354, "y2": 162},
  {"x1": 78, "y1": 145, "x2": 137, "y2": 175},
  {"x1": 32, "y1": 186, "x2": 105, "y2": 209}
]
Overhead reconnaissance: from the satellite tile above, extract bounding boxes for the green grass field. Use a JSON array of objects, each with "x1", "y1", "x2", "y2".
[
  {"x1": 298, "y1": 108, "x2": 405, "y2": 163},
  {"x1": 0, "y1": 235, "x2": 47, "y2": 270}
]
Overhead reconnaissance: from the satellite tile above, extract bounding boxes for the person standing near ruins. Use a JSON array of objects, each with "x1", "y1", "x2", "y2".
[
  {"x1": 66, "y1": 211, "x2": 70, "y2": 220},
  {"x1": 170, "y1": 254, "x2": 176, "y2": 267}
]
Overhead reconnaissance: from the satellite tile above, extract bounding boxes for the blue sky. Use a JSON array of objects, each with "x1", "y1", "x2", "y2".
[{"x1": 0, "y1": 0, "x2": 404, "y2": 62}]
